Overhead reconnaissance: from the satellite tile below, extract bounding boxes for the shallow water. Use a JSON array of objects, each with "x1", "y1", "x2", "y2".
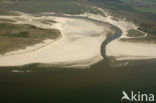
[
  {"x1": 0, "y1": 12, "x2": 155, "y2": 103},
  {"x1": 0, "y1": 59, "x2": 156, "y2": 103}
]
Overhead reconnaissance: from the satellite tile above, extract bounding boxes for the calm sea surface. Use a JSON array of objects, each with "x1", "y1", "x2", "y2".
[{"x1": 0, "y1": 59, "x2": 156, "y2": 103}]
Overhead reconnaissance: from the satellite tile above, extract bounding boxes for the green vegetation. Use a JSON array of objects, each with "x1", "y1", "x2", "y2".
[
  {"x1": 0, "y1": 0, "x2": 101, "y2": 15},
  {"x1": 121, "y1": 34, "x2": 156, "y2": 43},
  {"x1": 121, "y1": 0, "x2": 156, "y2": 14},
  {"x1": 122, "y1": 29, "x2": 156, "y2": 43},
  {"x1": 0, "y1": 0, "x2": 155, "y2": 21},
  {"x1": 1, "y1": 31, "x2": 29, "y2": 38},
  {"x1": 0, "y1": 23, "x2": 60, "y2": 54},
  {"x1": 0, "y1": 0, "x2": 155, "y2": 41},
  {"x1": 0, "y1": 10, "x2": 19, "y2": 16},
  {"x1": 138, "y1": 27, "x2": 156, "y2": 36},
  {"x1": 127, "y1": 29, "x2": 145, "y2": 37},
  {"x1": 133, "y1": 7, "x2": 156, "y2": 14},
  {"x1": 0, "y1": 18, "x2": 15, "y2": 22}
]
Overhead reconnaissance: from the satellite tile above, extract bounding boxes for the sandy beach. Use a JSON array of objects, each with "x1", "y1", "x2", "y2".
[
  {"x1": 0, "y1": 9, "x2": 156, "y2": 68},
  {"x1": 0, "y1": 13, "x2": 112, "y2": 67},
  {"x1": 79, "y1": 11, "x2": 156, "y2": 61}
]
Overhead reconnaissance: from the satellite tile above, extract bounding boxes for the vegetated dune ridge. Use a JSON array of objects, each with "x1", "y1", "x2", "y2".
[{"x1": 0, "y1": 12, "x2": 112, "y2": 68}]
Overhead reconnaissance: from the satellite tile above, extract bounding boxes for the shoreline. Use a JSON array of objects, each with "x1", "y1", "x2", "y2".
[
  {"x1": 0, "y1": 13, "x2": 113, "y2": 68},
  {"x1": 0, "y1": 10, "x2": 156, "y2": 68}
]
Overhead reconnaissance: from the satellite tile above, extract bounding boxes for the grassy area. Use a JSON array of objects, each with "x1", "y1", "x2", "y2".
[
  {"x1": 122, "y1": 0, "x2": 156, "y2": 4},
  {"x1": 0, "y1": 0, "x2": 99, "y2": 14},
  {"x1": 0, "y1": 18, "x2": 15, "y2": 22},
  {"x1": 127, "y1": 29, "x2": 145, "y2": 37},
  {"x1": 0, "y1": 10, "x2": 19, "y2": 16},
  {"x1": 122, "y1": 28, "x2": 156, "y2": 43},
  {"x1": 0, "y1": 0, "x2": 155, "y2": 22},
  {"x1": 0, "y1": 0, "x2": 155, "y2": 41},
  {"x1": 121, "y1": 0, "x2": 156, "y2": 14},
  {"x1": 133, "y1": 7, "x2": 156, "y2": 14},
  {"x1": 138, "y1": 27, "x2": 156, "y2": 36},
  {"x1": 0, "y1": 23, "x2": 60, "y2": 54},
  {"x1": 121, "y1": 34, "x2": 156, "y2": 43}
]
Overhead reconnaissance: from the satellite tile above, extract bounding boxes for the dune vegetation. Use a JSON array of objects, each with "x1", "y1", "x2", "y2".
[
  {"x1": 127, "y1": 29, "x2": 145, "y2": 37},
  {"x1": 0, "y1": 23, "x2": 60, "y2": 54}
]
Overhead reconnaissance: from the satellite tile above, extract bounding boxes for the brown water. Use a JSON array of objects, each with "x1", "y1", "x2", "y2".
[
  {"x1": 0, "y1": 9, "x2": 155, "y2": 103},
  {"x1": 0, "y1": 59, "x2": 156, "y2": 103}
]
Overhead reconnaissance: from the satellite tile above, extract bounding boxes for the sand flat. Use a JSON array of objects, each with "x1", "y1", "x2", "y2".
[{"x1": 0, "y1": 14, "x2": 111, "y2": 67}]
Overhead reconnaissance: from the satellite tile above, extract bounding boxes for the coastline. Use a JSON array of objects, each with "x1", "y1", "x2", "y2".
[
  {"x1": 0, "y1": 13, "x2": 112, "y2": 68},
  {"x1": 0, "y1": 10, "x2": 156, "y2": 68}
]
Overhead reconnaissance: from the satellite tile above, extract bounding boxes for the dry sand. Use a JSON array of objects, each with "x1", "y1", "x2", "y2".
[
  {"x1": 0, "y1": 13, "x2": 111, "y2": 67},
  {"x1": 79, "y1": 10, "x2": 156, "y2": 61},
  {"x1": 0, "y1": 9, "x2": 156, "y2": 68}
]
